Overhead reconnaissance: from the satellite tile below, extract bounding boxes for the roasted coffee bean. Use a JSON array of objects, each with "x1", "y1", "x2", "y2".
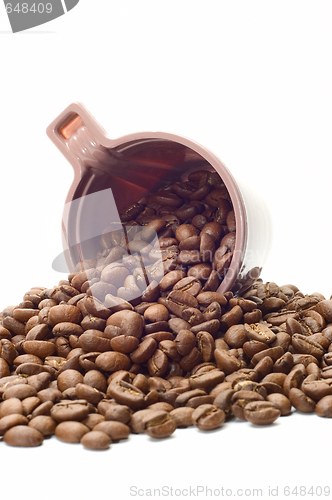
[
  {"x1": 315, "y1": 395, "x2": 332, "y2": 418},
  {"x1": 283, "y1": 365, "x2": 306, "y2": 396},
  {"x1": 75, "y1": 383, "x2": 104, "y2": 406},
  {"x1": 191, "y1": 404, "x2": 226, "y2": 430},
  {"x1": 314, "y1": 300, "x2": 332, "y2": 322},
  {"x1": 144, "y1": 304, "x2": 169, "y2": 323},
  {"x1": 22, "y1": 396, "x2": 41, "y2": 416},
  {"x1": 0, "y1": 397, "x2": 24, "y2": 418},
  {"x1": 140, "y1": 411, "x2": 176, "y2": 440},
  {"x1": 288, "y1": 388, "x2": 316, "y2": 413},
  {"x1": 213, "y1": 388, "x2": 236, "y2": 413},
  {"x1": 95, "y1": 352, "x2": 131, "y2": 373},
  {"x1": 189, "y1": 369, "x2": 224, "y2": 390},
  {"x1": 23, "y1": 340, "x2": 56, "y2": 358},
  {"x1": 159, "y1": 340, "x2": 181, "y2": 362},
  {"x1": 243, "y1": 401, "x2": 281, "y2": 425},
  {"x1": 55, "y1": 421, "x2": 89, "y2": 443},
  {"x1": 266, "y1": 393, "x2": 291, "y2": 416},
  {"x1": 219, "y1": 306, "x2": 243, "y2": 330},
  {"x1": 159, "y1": 270, "x2": 186, "y2": 291},
  {"x1": 81, "y1": 430, "x2": 111, "y2": 450},
  {"x1": 196, "y1": 331, "x2": 215, "y2": 362},
  {"x1": 244, "y1": 323, "x2": 277, "y2": 344},
  {"x1": 231, "y1": 391, "x2": 265, "y2": 420},
  {"x1": 107, "y1": 380, "x2": 146, "y2": 410},
  {"x1": 110, "y1": 335, "x2": 139, "y2": 354},
  {"x1": 31, "y1": 401, "x2": 54, "y2": 418},
  {"x1": 147, "y1": 349, "x2": 168, "y2": 377},
  {"x1": 2, "y1": 316, "x2": 26, "y2": 336},
  {"x1": 93, "y1": 421, "x2": 130, "y2": 441},
  {"x1": 47, "y1": 305, "x2": 82, "y2": 326},
  {"x1": 188, "y1": 263, "x2": 212, "y2": 281},
  {"x1": 57, "y1": 369, "x2": 84, "y2": 392},
  {"x1": 0, "y1": 414, "x2": 29, "y2": 436},
  {"x1": 169, "y1": 407, "x2": 194, "y2": 427},
  {"x1": 28, "y1": 416, "x2": 57, "y2": 437},
  {"x1": 129, "y1": 409, "x2": 155, "y2": 434},
  {"x1": 301, "y1": 380, "x2": 332, "y2": 401},
  {"x1": 4, "y1": 425, "x2": 44, "y2": 447},
  {"x1": 291, "y1": 334, "x2": 324, "y2": 359},
  {"x1": 173, "y1": 277, "x2": 202, "y2": 296},
  {"x1": 224, "y1": 325, "x2": 247, "y2": 348},
  {"x1": 104, "y1": 403, "x2": 131, "y2": 424},
  {"x1": 81, "y1": 413, "x2": 105, "y2": 430},
  {"x1": 175, "y1": 224, "x2": 198, "y2": 242},
  {"x1": 106, "y1": 310, "x2": 144, "y2": 339},
  {"x1": 214, "y1": 349, "x2": 241, "y2": 374},
  {"x1": 13, "y1": 354, "x2": 42, "y2": 366},
  {"x1": 78, "y1": 330, "x2": 111, "y2": 352},
  {"x1": 250, "y1": 346, "x2": 285, "y2": 366},
  {"x1": 50, "y1": 401, "x2": 90, "y2": 422},
  {"x1": 3, "y1": 384, "x2": 37, "y2": 401}
]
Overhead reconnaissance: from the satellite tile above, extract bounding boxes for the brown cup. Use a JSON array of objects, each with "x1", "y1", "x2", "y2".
[{"x1": 47, "y1": 102, "x2": 271, "y2": 295}]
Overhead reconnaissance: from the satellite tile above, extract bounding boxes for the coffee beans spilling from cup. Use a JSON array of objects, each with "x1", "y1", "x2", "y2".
[{"x1": 1, "y1": 172, "x2": 332, "y2": 450}]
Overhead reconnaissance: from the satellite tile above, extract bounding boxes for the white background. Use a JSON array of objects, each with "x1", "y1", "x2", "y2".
[{"x1": 1, "y1": 2, "x2": 332, "y2": 499}]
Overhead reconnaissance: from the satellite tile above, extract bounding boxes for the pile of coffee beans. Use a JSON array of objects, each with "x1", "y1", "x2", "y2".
[{"x1": 1, "y1": 171, "x2": 332, "y2": 450}]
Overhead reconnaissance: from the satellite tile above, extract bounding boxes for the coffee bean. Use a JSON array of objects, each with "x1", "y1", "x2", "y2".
[
  {"x1": 142, "y1": 410, "x2": 177, "y2": 438},
  {"x1": 315, "y1": 395, "x2": 332, "y2": 417},
  {"x1": 22, "y1": 396, "x2": 41, "y2": 416},
  {"x1": 23, "y1": 340, "x2": 56, "y2": 358},
  {"x1": 81, "y1": 430, "x2": 111, "y2": 450},
  {"x1": 75, "y1": 383, "x2": 104, "y2": 406},
  {"x1": 213, "y1": 388, "x2": 236, "y2": 413},
  {"x1": 243, "y1": 401, "x2": 281, "y2": 425},
  {"x1": 189, "y1": 370, "x2": 224, "y2": 390},
  {"x1": 266, "y1": 393, "x2": 292, "y2": 416},
  {"x1": 104, "y1": 403, "x2": 131, "y2": 424},
  {"x1": 231, "y1": 391, "x2": 265, "y2": 420},
  {"x1": 291, "y1": 334, "x2": 324, "y2": 359},
  {"x1": 107, "y1": 380, "x2": 146, "y2": 410},
  {"x1": 57, "y1": 369, "x2": 84, "y2": 392},
  {"x1": 175, "y1": 224, "x2": 198, "y2": 242},
  {"x1": 169, "y1": 407, "x2": 194, "y2": 427},
  {"x1": 314, "y1": 300, "x2": 332, "y2": 322},
  {"x1": 55, "y1": 421, "x2": 89, "y2": 443},
  {"x1": 214, "y1": 349, "x2": 241, "y2": 374},
  {"x1": 196, "y1": 332, "x2": 215, "y2": 362},
  {"x1": 301, "y1": 380, "x2": 332, "y2": 401},
  {"x1": 106, "y1": 310, "x2": 144, "y2": 339},
  {"x1": 93, "y1": 421, "x2": 130, "y2": 441},
  {"x1": 28, "y1": 416, "x2": 57, "y2": 437},
  {"x1": 78, "y1": 330, "x2": 111, "y2": 352},
  {"x1": 244, "y1": 323, "x2": 277, "y2": 344},
  {"x1": 191, "y1": 404, "x2": 226, "y2": 430},
  {"x1": 288, "y1": 388, "x2": 316, "y2": 413},
  {"x1": 147, "y1": 349, "x2": 168, "y2": 377},
  {"x1": 0, "y1": 397, "x2": 24, "y2": 418},
  {"x1": 4, "y1": 425, "x2": 44, "y2": 447},
  {"x1": 95, "y1": 351, "x2": 131, "y2": 373},
  {"x1": 3, "y1": 384, "x2": 37, "y2": 401},
  {"x1": 0, "y1": 414, "x2": 29, "y2": 435},
  {"x1": 144, "y1": 304, "x2": 169, "y2": 323},
  {"x1": 50, "y1": 401, "x2": 90, "y2": 422},
  {"x1": 48, "y1": 305, "x2": 82, "y2": 326}
]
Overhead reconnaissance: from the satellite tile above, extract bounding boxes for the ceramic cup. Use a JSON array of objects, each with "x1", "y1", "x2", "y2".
[{"x1": 47, "y1": 102, "x2": 271, "y2": 295}]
